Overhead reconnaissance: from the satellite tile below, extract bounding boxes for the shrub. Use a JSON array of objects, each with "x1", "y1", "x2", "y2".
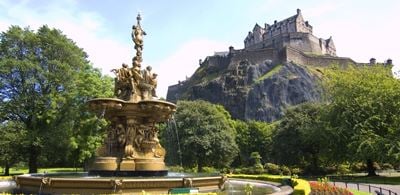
[
  {"x1": 337, "y1": 164, "x2": 351, "y2": 175},
  {"x1": 184, "y1": 166, "x2": 198, "y2": 173},
  {"x1": 220, "y1": 167, "x2": 232, "y2": 174},
  {"x1": 167, "y1": 165, "x2": 184, "y2": 172},
  {"x1": 201, "y1": 166, "x2": 217, "y2": 173},
  {"x1": 250, "y1": 152, "x2": 262, "y2": 165},
  {"x1": 252, "y1": 163, "x2": 264, "y2": 174},
  {"x1": 280, "y1": 165, "x2": 291, "y2": 176},
  {"x1": 351, "y1": 162, "x2": 366, "y2": 172},
  {"x1": 14, "y1": 162, "x2": 27, "y2": 170},
  {"x1": 323, "y1": 165, "x2": 337, "y2": 175},
  {"x1": 381, "y1": 163, "x2": 394, "y2": 170},
  {"x1": 293, "y1": 178, "x2": 311, "y2": 195},
  {"x1": 233, "y1": 168, "x2": 242, "y2": 174},
  {"x1": 234, "y1": 167, "x2": 253, "y2": 174},
  {"x1": 291, "y1": 167, "x2": 302, "y2": 175},
  {"x1": 264, "y1": 163, "x2": 281, "y2": 175},
  {"x1": 373, "y1": 162, "x2": 381, "y2": 171}
]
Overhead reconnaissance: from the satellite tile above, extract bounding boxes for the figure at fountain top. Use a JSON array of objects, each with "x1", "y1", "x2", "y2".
[
  {"x1": 131, "y1": 13, "x2": 146, "y2": 62},
  {"x1": 112, "y1": 13, "x2": 158, "y2": 102}
]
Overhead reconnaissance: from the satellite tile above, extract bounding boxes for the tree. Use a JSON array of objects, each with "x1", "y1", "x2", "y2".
[
  {"x1": 233, "y1": 120, "x2": 275, "y2": 166},
  {"x1": 271, "y1": 103, "x2": 333, "y2": 174},
  {"x1": 324, "y1": 65, "x2": 400, "y2": 176},
  {"x1": 0, "y1": 25, "x2": 113, "y2": 173},
  {"x1": 167, "y1": 100, "x2": 238, "y2": 172},
  {"x1": 0, "y1": 121, "x2": 26, "y2": 175}
]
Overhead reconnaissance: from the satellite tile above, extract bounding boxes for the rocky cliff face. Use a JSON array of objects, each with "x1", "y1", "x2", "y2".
[{"x1": 167, "y1": 54, "x2": 323, "y2": 122}]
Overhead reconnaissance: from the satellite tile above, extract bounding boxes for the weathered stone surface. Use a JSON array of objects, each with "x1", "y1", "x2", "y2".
[
  {"x1": 244, "y1": 62, "x2": 322, "y2": 122},
  {"x1": 167, "y1": 53, "x2": 323, "y2": 122}
]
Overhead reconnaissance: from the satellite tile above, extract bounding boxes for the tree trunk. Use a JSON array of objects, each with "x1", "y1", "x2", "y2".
[
  {"x1": 311, "y1": 154, "x2": 319, "y2": 174},
  {"x1": 197, "y1": 164, "x2": 203, "y2": 173},
  {"x1": 28, "y1": 147, "x2": 38, "y2": 173},
  {"x1": 4, "y1": 160, "x2": 10, "y2": 176},
  {"x1": 366, "y1": 159, "x2": 377, "y2": 176},
  {"x1": 197, "y1": 159, "x2": 204, "y2": 173}
]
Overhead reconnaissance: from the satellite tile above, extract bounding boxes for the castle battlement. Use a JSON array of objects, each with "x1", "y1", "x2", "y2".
[{"x1": 244, "y1": 9, "x2": 336, "y2": 57}]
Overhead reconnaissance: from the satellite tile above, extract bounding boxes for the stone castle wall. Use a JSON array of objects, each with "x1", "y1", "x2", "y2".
[
  {"x1": 284, "y1": 46, "x2": 356, "y2": 67},
  {"x1": 246, "y1": 32, "x2": 333, "y2": 56},
  {"x1": 244, "y1": 9, "x2": 336, "y2": 56},
  {"x1": 202, "y1": 54, "x2": 231, "y2": 70},
  {"x1": 230, "y1": 48, "x2": 278, "y2": 65}
]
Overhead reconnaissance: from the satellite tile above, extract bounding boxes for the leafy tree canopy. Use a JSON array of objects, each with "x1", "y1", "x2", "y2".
[
  {"x1": 324, "y1": 65, "x2": 400, "y2": 175},
  {"x1": 0, "y1": 25, "x2": 113, "y2": 173},
  {"x1": 168, "y1": 100, "x2": 239, "y2": 172}
]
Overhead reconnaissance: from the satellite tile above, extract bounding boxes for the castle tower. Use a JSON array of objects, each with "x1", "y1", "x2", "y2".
[{"x1": 243, "y1": 9, "x2": 336, "y2": 56}]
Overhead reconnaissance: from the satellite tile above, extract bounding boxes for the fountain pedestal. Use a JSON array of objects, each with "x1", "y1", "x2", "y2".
[{"x1": 87, "y1": 98, "x2": 176, "y2": 176}]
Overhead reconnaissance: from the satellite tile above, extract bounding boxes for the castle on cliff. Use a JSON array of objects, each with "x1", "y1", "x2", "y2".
[
  {"x1": 205, "y1": 9, "x2": 357, "y2": 68},
  {"x1": 244, "y1": 9, "x2": 336, "y2": 56},
  {"x1": 167, "y1": 9, "x2": 393, "y2": 121}
]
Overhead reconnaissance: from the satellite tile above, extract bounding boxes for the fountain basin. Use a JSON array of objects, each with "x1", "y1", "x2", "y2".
[
  {"x1": 221, "y1": 179, "x2": 292, "y2": 195},
  {"x1": 15, "y1": 172, "x2": 225, "y2": 194}
]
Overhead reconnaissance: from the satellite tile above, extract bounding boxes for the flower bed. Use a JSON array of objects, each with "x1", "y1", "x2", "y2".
[{"x1": 309, "y1": 180, "x2": 353, "y2": 195}]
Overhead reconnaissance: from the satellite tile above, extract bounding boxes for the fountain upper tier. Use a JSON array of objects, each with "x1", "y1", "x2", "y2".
[{"x1": 87, "y1": 98, "x2": 176, "y2": 123}]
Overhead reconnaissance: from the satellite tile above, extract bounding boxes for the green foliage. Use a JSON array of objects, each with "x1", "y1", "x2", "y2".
[
  {"x1": 324, "y1": 65, "x2": 400, "y2": 175},
  {"x1": 0, "y1": 25, "x2": 113, "y2": 172},
  {"x1": 167, "y1": 165, "x2": 184, "y2": 172},
  {"x1": 200, "y1": 166, "x2": 218, "y2": 173},
  {"x1": 381, "y1": 163, "x2": 394, "y2": 170},
  {"x1": 233, "y1": 120, "x2": 274, "y2": 166},
  {"x1": 351, "y1": 162, "x2": 367, "y2": 172},
  {"x1": 264, "y1": 163, "x2": 281, "y2": 175},
  {"x1": 291, "y1": 167, "x2": 302, "y2": 175},
  {"x1": 337, "y1": 163, "x2": 351, "y2": 175},
  {"x1": 271, "y1": 103, "x2": 332, "y2": 174},
  {"x1": 250, "y1": 152, "x2": 262, "y2": 165},
  {"x1": 255, "y1": 64, "x2": 283, "y2": 83},
  {"x1": 280, "y1": 165, "x2": 291, "y2": 176},
  {"x1": 252, "y1": 163, "x2": 264, "y2": 174},
  {"x1": 250, "y1": 152, "x2": 264, "y2": 174},
  {"x1": 0, "y1": 121, "x2": 26, "y2": 175},
  {"x1": 165, "y1": 100, "x2": 238, "y2": 172}
]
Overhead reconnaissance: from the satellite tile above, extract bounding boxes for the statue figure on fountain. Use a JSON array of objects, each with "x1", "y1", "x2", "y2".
[
  {"x1": 111, "y1": 63, "x2": 134, "y2": 100},
  {"x1": 111, "y1": 13, "x2": 158, "y2": 102},
  {"x1": 131, "y1": 13, "x2": 146, "y2": 58}
]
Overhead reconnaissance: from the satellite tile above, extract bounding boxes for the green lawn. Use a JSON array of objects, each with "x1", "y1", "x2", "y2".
[
  {"x1": 349, "y1": 189, "x2": 372, "y2": 195},
  {"x1": 0, "y1": 167, "x2": 83, "y2": 180}
]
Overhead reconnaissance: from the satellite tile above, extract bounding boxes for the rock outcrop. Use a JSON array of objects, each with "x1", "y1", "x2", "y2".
[{"x1": 167, "y1": 53, "x2": 323, "y2": 122}]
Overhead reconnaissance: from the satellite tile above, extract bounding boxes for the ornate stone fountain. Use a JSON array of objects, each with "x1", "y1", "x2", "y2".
[
  {"x1": 87, "y1": 13, "x2": 175, "y2": 176},
  {"x1": 13, "y1": 14, "x2": 292, "y2": 195}
]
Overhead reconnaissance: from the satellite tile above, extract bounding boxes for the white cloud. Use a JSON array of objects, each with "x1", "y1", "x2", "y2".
[
  {"x1": 154, "y1": 39, "x2": 230, "y2": 98},
  {"x1": 0, "y1": 0, "x2": 131, "y2": 74},
  {"x1": 303, "y1": 1, "x2": 400, "y2": 71}
]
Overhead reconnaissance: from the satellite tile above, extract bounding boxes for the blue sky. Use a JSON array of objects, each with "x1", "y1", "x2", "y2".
[{"x1": 1, "y1": 0, "x2": 399, "y2": 97}]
